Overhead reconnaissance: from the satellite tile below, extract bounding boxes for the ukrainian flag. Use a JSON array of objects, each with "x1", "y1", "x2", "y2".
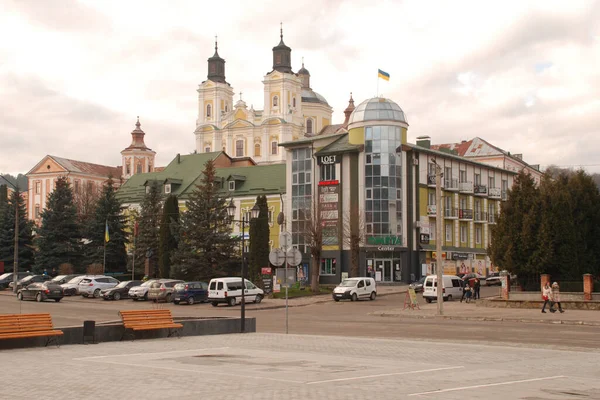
[
  {"x1": 378, "y1": 69, "x2": 390, "y2": 81},
  {"x1": 105, "y1": 221, "x2": 110, "y2": 243}
]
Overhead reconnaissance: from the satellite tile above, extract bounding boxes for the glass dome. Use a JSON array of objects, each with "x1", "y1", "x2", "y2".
[{"x1": 348, "y1": 97, "x2": 407, "y2": 124}]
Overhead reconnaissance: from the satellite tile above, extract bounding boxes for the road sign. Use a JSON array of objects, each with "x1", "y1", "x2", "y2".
[
  {"x1": 269, "y1": 248, "x2": 286, "y2": 267},
  {"x1": 279, "y1": 232, "x2": 292, "y2": 250},
  {"x1": 286, "y1": 248, "x2": 302, "y2": 266}
]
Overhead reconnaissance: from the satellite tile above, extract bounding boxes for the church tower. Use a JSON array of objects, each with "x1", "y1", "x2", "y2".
[{"x1": 121, "y1": 117, "x2": 156, "y2": 179}]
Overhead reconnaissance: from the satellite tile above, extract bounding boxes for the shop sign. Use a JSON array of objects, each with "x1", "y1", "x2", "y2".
[
  {"x1": 451, "y1": 252, "x2": 469, "y2": 261},
  {"x1": 419, "y1": 234, "x2": 430, "y2": 244},
  {"x1": 367, "y1": 236, "x2": 402, "y2": 246},
  {"x1": 377, "y1": 246, "x2": 399, "y2": 251},
  {"x1": 317, "y1": 155, "x2": 340, "y2": 165},
  {"x1": 319, "y1": 184, "x2": 339, "y2": 245},
  {"x1": 318, "y1": 180, "x2": 339, "y2": 186},
  {"x1": 432, "y1": 252, "x2": 447, "y2": 260}
]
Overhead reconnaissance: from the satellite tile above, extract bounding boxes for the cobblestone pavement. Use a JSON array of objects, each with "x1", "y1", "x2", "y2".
[{"x1": 2, "y1": 333, "x2": 600, "y2": 400}]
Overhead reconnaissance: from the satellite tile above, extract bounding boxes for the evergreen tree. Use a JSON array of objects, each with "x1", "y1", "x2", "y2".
[
  {"x1": 171, "y1": 160, "x2": 238, "y2": 281},
  {"x1": 248, "y1": 195, "x2": 270, "y2": 284},
  {"x1": 135, "y1": 180, "x2": 162, "y2": 278},
  {"x1": 36, "y1": 177, "x2": 81, "y2": 272},
  {"x1": 0, "y1": 186, "x2": 35, "y2": 271},
  {"x1": 159, "y1": 194, "x2": 179, "y2": 279},
  {"x1": 84, "y1": 178, "x2": 128, "y2": 272}
]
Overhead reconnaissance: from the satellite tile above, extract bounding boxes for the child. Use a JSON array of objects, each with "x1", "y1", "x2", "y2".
[{"x1": 464, "y1": 283, "x2": 472, "y2": 303}]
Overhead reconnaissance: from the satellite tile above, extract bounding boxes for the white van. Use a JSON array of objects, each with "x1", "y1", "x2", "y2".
[
  {"x1": 422, "y1": 275, "x2": 463, "y2": 303},
  {"x1": 332, "y1": 277, "x2": 377, "y2": 302},
  {"x1": 208, "y1": 277, "x2": 264, "y2": 307}
]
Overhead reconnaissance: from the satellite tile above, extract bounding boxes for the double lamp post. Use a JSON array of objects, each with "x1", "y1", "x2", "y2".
[{"x1": 226, "y1": 199, "x2": 260, "y2": 333}]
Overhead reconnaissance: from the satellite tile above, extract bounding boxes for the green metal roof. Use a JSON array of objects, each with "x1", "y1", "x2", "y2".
[
  {"x1": 314, "y1": 134, "x2": 361, "y2": 156},
  {"x1": 215, "y1": 164, "x2": 286, "y2": 197},
  {"x1": 279, "y1": 133, "x2": 345, "y2": 147}
]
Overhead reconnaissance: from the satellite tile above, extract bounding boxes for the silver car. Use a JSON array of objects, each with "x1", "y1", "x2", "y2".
[{"x1": 128, "y1": 279, "x2": 158, "y2": 301}]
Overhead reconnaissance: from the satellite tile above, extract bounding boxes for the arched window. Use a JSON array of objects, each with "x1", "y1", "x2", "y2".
[
  {"x1": 206, "y1": 104, "x2": 212, "y2": 118},
  {"x1": 292, "y1": 97, "x2": 296, "y2": 108},
  {"x1": 271, "y1": 141, "x2": 278, "y2": 155},
  {"x1": 235, "y1": 140, "x2": 244, "y2": 157},
  {"x1": 148, "y1": 163, "x2": 152, "y2": 172},
  {"x1": 306, "y1": 118, "x2": 313, "y2": 134},
  {"x1": 273, "y1": 96, "x2": 278, "y2": 107},
  {"x1": 136, "y1": 162, "x2": 142, "y2": 174},
  {"x1": 125, "y1": 164, "x2": 130, "y2": 175},
  {"x1": 254, "y1": 143, "x2": 261, "y2": 157},
  {"x1": 205, "y1": 146, "x2": 211, "y2": 153},
  {"x1": 225, "y1": 104, "x2": 228, "y2": 112}
]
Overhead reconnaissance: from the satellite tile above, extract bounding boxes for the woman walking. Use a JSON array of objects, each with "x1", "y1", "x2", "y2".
[
  {"x1": 541, "y1": 282, "x2": 552, "y2": 313},
  {"x1": 551, "y1": 282, "x2": 565, "y2": 313}
]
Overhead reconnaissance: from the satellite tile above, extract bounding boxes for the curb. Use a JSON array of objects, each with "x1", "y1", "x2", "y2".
[
  {"x1": 370, "y1": 312, "x2": 600, "y2": 326},
  {"x1": 253, "y1": 290, "x2": 407, "y2": 311}
]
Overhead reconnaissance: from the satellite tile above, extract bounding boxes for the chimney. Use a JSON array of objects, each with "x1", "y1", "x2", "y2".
[
  {"x1": 416, "y1": 136, "x2": 431, "y2": 149},
  {"x1": 177, "y1": 153, "x2": 181, "y2": 164}
]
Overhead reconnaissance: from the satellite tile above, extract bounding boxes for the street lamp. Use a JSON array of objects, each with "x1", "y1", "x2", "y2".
[{"x1": 226, "y1": 199, "x2": 260, "y2": 333}]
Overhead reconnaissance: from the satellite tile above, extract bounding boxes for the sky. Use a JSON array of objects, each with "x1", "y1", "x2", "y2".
[{"x1": 1, "y1": 0, "x2": 599, "y2": 175}]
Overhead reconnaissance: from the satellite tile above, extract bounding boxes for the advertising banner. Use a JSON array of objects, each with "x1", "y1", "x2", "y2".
[{"x1": 319, "y1": 184, "x2": 339, "y2": 245}]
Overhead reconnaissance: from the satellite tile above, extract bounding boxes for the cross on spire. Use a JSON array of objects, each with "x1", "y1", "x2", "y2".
[
  {"x1": 215, "y1": 35, "x2": 218, "y2": 51},
  {"x1": 280, "y1": 22, "x2": 283, "y2": 39},
  {"x1": 239, "y1": 91, "x2": 243, "y2": 101},
  {"x1": 302, "y1": 56, "x2": 304, "y2": 67}
]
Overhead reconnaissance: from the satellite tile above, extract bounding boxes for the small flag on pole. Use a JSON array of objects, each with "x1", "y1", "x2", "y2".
[
  {"x1": 378, "y1": 69, "x2": 390, "y2": 81},
  {"x1": 105, "y1": 221, "x2": 110, "y2": 243}
]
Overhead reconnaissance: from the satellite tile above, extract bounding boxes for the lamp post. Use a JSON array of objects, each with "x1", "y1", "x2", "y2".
[{"x1": 227, "y1": 199, "x2": 260, "y2": 333}]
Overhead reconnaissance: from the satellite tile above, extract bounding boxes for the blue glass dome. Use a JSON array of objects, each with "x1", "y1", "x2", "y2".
[{"x1": 348, "y1": 97, "x2": 407, "y2": 124}]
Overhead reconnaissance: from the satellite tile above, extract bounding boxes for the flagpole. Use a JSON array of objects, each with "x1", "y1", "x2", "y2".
[
  {"x1": 103, "y1": 218, "x2": 107, "y2": 275},
  {"x1": 132, "y1": 222, "x2": 136, "y2": 281},
  {"x1": 377, "y1": 72, "x2": 379, "y2": 97}
]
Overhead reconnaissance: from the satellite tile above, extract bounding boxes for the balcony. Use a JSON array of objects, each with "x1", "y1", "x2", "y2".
[
  {"x1": 444, "y1": 178, "x2": 458, "y2": 191},
  {"x1": 458, "y1": 209, "x2": 473, "y2": 220},
  {"x1": 444, "y1": 208, "x2": 458, "y2": 219},
  {"x1": 489, "y1": 187, "x2": 501, "y2": 199},
  {"x1": 459, "y1": 181, "x2": 473, "y2": 193},
  {"x1": 488, "y1": 213, "x2": 498, "y2": 224},
  {"x1": 474, "y1": 184, "x2": 487, "y2": 195},
  {"x1": 427, "y1": 174, "x2": 436, "y2": 186},
  {"x1": 474, "y1": 211, "x2": 487, "y2": 223},
  {"x1": 427, "y1": 204, "x2": 437, "y2": 216},
  {"x1": 501, "y1": 190, "x2": 508, "y2": 201}
]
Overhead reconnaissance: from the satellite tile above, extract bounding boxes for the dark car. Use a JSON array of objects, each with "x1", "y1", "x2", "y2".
[
  {"x1": 49, "y1": 274, "x2": 81, "y2": 285},
  {"x1": 173, "y1": 281, "x2": 208, "y2": 305},
  {"x1": 101, "y1": 280, "x2": 142, "y2": 300},
  {"x1": 17, "y1": 282, "x2": 64, "y2": 302},
  {"x1": 9, "y1": 274, "x2": 52, "y2": 290},
  {"x1": 411, "y1": 276, "x2": 426, "y2": 293},
  {"x1": 0, "y1": 272, "x2": 30, "y2": 290}
]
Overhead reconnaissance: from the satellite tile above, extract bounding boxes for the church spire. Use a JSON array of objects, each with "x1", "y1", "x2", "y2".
[
  {"x1": 343, "y1": 93, "x2": 356, "y2": 127},
  {"x1": 272, "y1": 23, "x2": 292, "y2": 73},
  {"x1": 207, "y1": 35, "x2": 227, "y2": 84}
]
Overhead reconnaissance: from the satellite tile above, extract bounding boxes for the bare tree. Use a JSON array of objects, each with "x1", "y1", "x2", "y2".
[
  {"x1": 74, "y1": 181, "x2": 100, "y2": 225},
  {"x1": 302, "y1": 199, "x2": 323, "y2": 293},
  {"x1": 343, "y1": 206, "x2": 366, "y2": 278}
]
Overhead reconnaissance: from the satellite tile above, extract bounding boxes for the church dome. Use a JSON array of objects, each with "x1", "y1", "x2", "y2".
[
  {"x1": 301, "y1": 89, "x2": 329, "y2": 105},
  {"x1": 297, "y1": 65, "x2": 310, "y2": 75},
  {"x1": 348, "y1": 97, "x2": 407, "y2": 125}
]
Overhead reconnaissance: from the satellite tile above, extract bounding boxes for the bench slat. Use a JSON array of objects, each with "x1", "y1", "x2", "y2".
[
  {"x1": 0, "y1": 313, "x2": 62, "y2": 341},
  {"x1": 119, "y1": 309, "x2": 181, "y2": 337}
]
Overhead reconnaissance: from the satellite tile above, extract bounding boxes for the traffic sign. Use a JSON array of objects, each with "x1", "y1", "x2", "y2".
[
  {"x1": 279, "y1": 232, "x2": 292, "y2": 250},
  {"x1": 269, "y1": 248, "x2": 286, "y2": 267},
  {"x1": 286, "y1": 248, "x2": 302, "y2": 266}
]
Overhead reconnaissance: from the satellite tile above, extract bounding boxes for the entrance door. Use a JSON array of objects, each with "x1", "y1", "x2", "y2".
[
  {"x1": 375, "y1": 260, "x2": 383, "y2": 282},
  {"x1": 383, "y1": 260, "x2": 393, "y2": 282}
]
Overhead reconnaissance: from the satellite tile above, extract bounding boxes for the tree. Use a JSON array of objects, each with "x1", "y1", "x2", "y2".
[
  {"x1": 135, "y1": 180, "x2": 162, "y2": 278},
  {"x1": 249, "y1": 195, "x2": 270, "y2": 284},
  {"x1": 36, "y1": 176, "x2": 81, "y2": 272},
  {"x1": 158, "y1": 194, "x2": 179, "y2": 279},
  {"x1": 343, "y1": 206, "x2": 366, "y2": 278},
  {"x1": 0, "y1": 186, "x2": 35, "y2": 271},
  {"x1": 302, "y1": 199, "x2": 323, "y2": 292},
  {"x1": 83, "y1": 177, "x2": 128, "y2": 273},
  {"x1": 74, "y1": 180, "x2": 100, "y2": 228},
  {"x1": 171, "y1": 160, "x2": 239, "y2": 281}
]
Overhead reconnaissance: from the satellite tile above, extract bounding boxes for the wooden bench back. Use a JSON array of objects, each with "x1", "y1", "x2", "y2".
[
  {"x1": 0, "y1": 313, "x2": 56, "y2": 334},
  {"x1": 119, "y1": 310, "x2": 176, "y2": 327}
]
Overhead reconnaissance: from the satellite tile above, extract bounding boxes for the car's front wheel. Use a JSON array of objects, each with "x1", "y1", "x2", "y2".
[
  {"x1": 17, "y1": 292, "x2": 23, "y2": 301},
  {"x1": 113, "y1": 292, "x2": 121, "y2": 301},
  {"x1": 36, "y1": 293, "x2": 43, "y2": 302},
  {"x1": 93, "y1": 289, "x2": 101, "y2": 298},
  {"x1": 370, "y1": 292, "x2": 376, "y2": 301},
  {"x1": 351, "y1": 293, "x2": 358, "y2": 302}
]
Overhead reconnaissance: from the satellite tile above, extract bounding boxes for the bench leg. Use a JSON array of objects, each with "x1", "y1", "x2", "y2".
[
  {"x1": 46, "y1": 335, "x2": 60, "y2": 348},
  {"x1": 120, "y1": 329, "x2": 135, "y2": 342},
  {"x1": 167, "y1": 328, "x2": 182, "y2": 339}
]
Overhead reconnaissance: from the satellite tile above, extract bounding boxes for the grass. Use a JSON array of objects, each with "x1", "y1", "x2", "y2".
[{"x1": 271, "y1": 286, "x2": 333, "y2": 299}]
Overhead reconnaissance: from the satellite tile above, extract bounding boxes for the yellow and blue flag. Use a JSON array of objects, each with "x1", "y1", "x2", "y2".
[
  {"x1": 105, "y1": 221, "x2": 110, "y2": 243},
  {"x1": 378, "y1": 69, "x2": 390, "y2": 81}
]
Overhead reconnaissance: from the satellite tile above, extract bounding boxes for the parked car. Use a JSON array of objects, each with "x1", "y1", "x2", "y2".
[
  {"x1": 485, "y1": 272, "x2": 502, "y2": 286},
  {"x1": 173, "y1": 281, "x2": 209, "y2": 305},
  {"x1": 0, "y1": 272, "x2": 29, "y2": 290},
  {"x1": 61, "y1": 276, "x2": 87, "y2": 296},
  {"x1": 332, "y1": 277, "x2": 377, "y2": 301},
  {"x1": 461, "y1": 273, "x2": 486, "y2": 282},
  {"x1": 78, "y1": 275, "x2": 120, "y2": 298},
  {"x1": 9, "y1": 274, "x2": 51, "y2": 290},
  {"x1": 411, "y1": 276, "x2": 426, "y2": 293},
  {"x1": 49, "y1": 274, "x2": 81, "y2": 285},
  {"x1": 147, "y1": 279, "x2": 184, "y2": 303},
  {"x1": 422, "y1": 275, "x2": 463, "y2": 303},
  {"x1": 17, "y1": 282, "x2": 64, "y2": 302},
  {"x1": 101, "y1": 280, "x2": 141, "y2": 300},
  {"x1": 128, "y1": 279, "x2": 158, "y2": 301},
  {"x1": 208, "y1": 277, "x2": 264, "y2": 307}
]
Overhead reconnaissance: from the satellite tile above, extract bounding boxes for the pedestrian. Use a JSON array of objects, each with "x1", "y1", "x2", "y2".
[
  {"x1": 474, "y1": 278, "x2": 481, "y2": 300},
  {"x1": 464, "y1": 283, "x2": 473, "y2": 303},
  {"x1": 551, "y1": 282, "x2": 565, "y2": 313},
  {"x1": 43, "y1": 269, "x2": 48, "y2": 276},
  {"x1": 541, "y1": 282, "x2": 552, "y2": 313},
  {"x1": 460, "y1": 281, "x2": 467, "y2": 302}
]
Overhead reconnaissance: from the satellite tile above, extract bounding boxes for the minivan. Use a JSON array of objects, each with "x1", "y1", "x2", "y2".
[
  {"x1": 422, "y1": 275, "x2": 463, "y2": 303},
  {"x1": 173, "y1": 281, "x2": 208, "y2": 305},
  {"x1": 208, "y1": 277, "x2": 264, "y2": 307},
  {"x1": 332, "y1": 277, "x2": 377, "y2": 302}
]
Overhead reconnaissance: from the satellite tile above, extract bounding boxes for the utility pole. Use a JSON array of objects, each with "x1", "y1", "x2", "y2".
[
  {"x1": 12, "y1": 202, "x2": 19, "y2": 294},
  {"x1": 434, "y1": 159, "x2": 444, "y2": 315}
]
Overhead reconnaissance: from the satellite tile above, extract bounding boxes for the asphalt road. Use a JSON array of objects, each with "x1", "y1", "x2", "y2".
[{"x1": 1, "y1": 288, "x2": 599, "y2": 350}]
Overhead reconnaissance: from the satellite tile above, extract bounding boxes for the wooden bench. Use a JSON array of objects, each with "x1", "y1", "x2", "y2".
[
  {"x1": 0, "y1": 313, "x2": 63, "y2": 347},
  {"x1": 118, "y1": 309, "x2": 183, "y2": 340}
]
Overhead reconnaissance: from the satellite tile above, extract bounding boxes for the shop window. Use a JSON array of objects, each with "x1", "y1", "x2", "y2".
[{"x1": 320, "y1": 258, "x2": 336, "y2": 275}]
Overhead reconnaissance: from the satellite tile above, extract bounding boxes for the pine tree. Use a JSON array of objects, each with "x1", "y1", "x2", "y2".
[
  {"x1": 249, "y1": 195, "x2": 270, "y2": 284},
  {"x1": 159, "y1": 194, "x2": 179, "y2": 279},
  {"x1": 135, "y1": 180, "x2": 162, "y2": 278},
  {"x1": 36, "y1": 177, "x2": 81, "y2": 272},
  {"x1": 171, "y1": 160, "x2": 239, "y2": 281},
  {"x1": 83, "y1": 178, "x2": 128, "y2": 273},
  {"x1": 0, "y1": 186, "x2": 35, "y2": 271}
]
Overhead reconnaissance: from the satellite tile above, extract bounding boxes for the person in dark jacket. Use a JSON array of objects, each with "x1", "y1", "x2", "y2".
[{"x1": 473, "y1": 279, "x2": 481, "y2": 300}]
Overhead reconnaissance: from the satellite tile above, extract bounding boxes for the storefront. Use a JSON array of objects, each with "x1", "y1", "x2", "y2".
[{"x1": 362, "y1": 244, "x2": 409, "y2": 282}]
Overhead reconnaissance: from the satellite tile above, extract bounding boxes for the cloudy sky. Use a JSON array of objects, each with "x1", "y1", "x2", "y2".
[{"x1": 1, "y1": 0, "x2": 599, "y2": 175}]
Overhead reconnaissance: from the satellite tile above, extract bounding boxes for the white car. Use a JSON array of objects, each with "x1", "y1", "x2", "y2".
[
  {"x1": 208, "y1": 277, "x2": 264, "y2": 307},
  {"x1": 423, "y1": 275, "x2": 463, "y2": 303},
  {"x1": 332, "y1": 277, "x2": 377, "y2": 302},
  {"x1": 128, "y1": 279, "x2": 158, "y2": 301},
  {"x1": 60, "y1": 276, "x2": 87, "y2": 296},
  {"x1": 78, "y1": 275, "x2": 120, "y2": 298}
]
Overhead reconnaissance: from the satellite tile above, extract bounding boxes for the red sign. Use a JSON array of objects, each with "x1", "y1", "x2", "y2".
[
  {"x1": 318, "y1": 180, "x2": 339, "y2": 186},
  {"x1": 261, "y1": 267, "x2": 272, "y2": 275}
]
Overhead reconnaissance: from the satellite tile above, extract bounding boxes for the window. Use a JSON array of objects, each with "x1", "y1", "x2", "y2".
[
  {"x1": 291, "y1": 148, "x2": 313, "y2": 253},
  {"x1": 137, "y1": 163, "x2": 142, "y2": 174},
  {"x1": 228, "y1": 181, "x2": 235, "y2": 191},
  {"x1": 366, "y1": 189, "x2": 372, "y2": 199},
  {"x1": 273, "y1": 96, "x2": 278, "y2": 107},
  {"x1": 488, "y1": 176, "x2": 495, "y2": 188},
  {"x1": 235, "y1": 140, "x2": 244, "y2": 157},
  {"x1": 35, "y1": 205, "x2": 40, "y2": 219},
  {"x1": 430, "y1": 222, "x2": 436, "y2": 241},
  {"x1": 358, "y1": 280, "x2": 364, "y2": 288},
  {"x1": 452, "y1": 279, "x2": 461, "y2": 288},
  {"x1": 445, "y1": 223, "x2": 452, "y2": 242},
  {"x1": 206, "y1": 104, "x2": 212, "y2": 118},
  {"x1": 476, "y1": 226, "x2": 482, "y2": 244},
  {"x1": 320, "y1": 258, "x2": 336, "y2": 275},
  {"x1": 320, "y1": 164, "x2": 336, "y2": 182},
  {"x1": 255, "y1": 143, "x2": 261, "y2": 157},
  {"x1": 271, "y1": 141, "x2": 278, "y2": 155},
  {"x1": 306, "y1": 118, "x2": 313, "y2": 134},
  {"x1": 74, "y1": 180, "x2": 80, "y2": 193},
  {"x1": 460, "y1": 224, "x2": 467, "y2": 243},
  {"x1": 268, "y1": 210, "x2": 273, "y2": 224},
  {"x1": 444, "y1": 195, "x2": 452, "y2": 214},
  {"x1": 217, "y1": 282, "x2": 223, "y2": 290},
  {"x1": 225, "y1": 105, "x2": 228, "y2": 112},
  {"x1": 293, "y1": 98, "x2": 296, "y2": 107},
  {"x1": 428, "y1": 192, "x2": 435, "y2": 206},
  {"x1": 164, "y1": 184, "x2": 171, "y2": 194},
  {"x1": 126, "y1": 164, "x2": 131, "y2": 175},
  {"x1": 460, "y1": 169, "x2": 467, "y2": 183},
  {"x1": 35, "y1": 181, "x2": 41, "y2": 194},
  {"x1": 148, "y1": 163, "x2": 152, "y2": 172},
  {"x1": 474, "y1": 173, "x2": 481, "y2": 185},
  {"x1": 488, "y1": 202, "x2": 495, "y2": 215},
  {"x1": 459, "y1": 197, "x2": 467, "y2": 210},
  {"x1": 145, "y1": 186, "x2": 150, "y2": 194},
  {"x1": 205, "y1": 146, "x2": 211, "y2": 153}
]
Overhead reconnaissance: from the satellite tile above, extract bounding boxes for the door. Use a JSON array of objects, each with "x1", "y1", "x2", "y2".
[
  {"x1": 375, "y1": 260, "x2": 384, "y2": 282},
  {"x1": 199, "y1": 282, "x2": 208, "y2": 301},
  {"x1": 356, "y1": 280, "x2": 366, "y2": 298},
  {"x1": 22, "y1": 283, "x2": 38, "y2": 300},
  {"x1": 244, "y1": 280, "x2": 258, "y2": 301},
  {"x1": 383, "y1": 260, "x2": 393, "y2": 282}
]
